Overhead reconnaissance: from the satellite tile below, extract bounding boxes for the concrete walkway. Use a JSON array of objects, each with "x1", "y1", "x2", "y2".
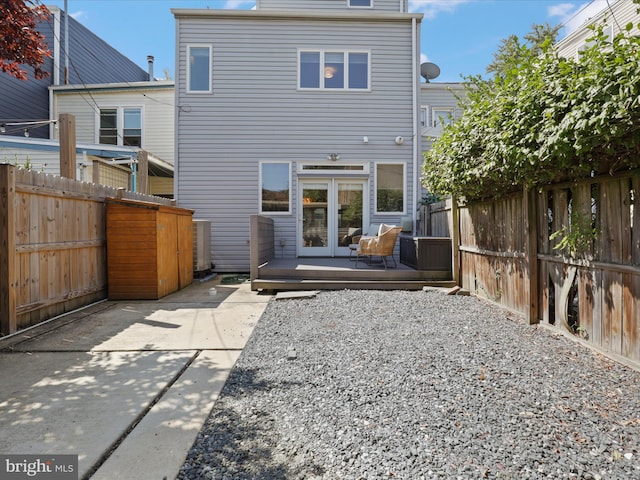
[{"x1": 0, "y1": 277, "x2": 270, "y2": 480}]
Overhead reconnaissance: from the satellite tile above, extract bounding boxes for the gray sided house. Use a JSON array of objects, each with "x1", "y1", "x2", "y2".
[
  {"x1": 0, "y1": 5, "x2": 149, "y2": 139},
  {"x1": 173, "y1": 0, "x2": 423, "y2": 272},
  {"x1": 419, "y1": 82, "x2": 465, "y2": 201}
]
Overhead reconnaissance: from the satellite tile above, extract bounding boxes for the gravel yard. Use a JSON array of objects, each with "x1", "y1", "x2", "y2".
[{"x1": 177, "y1": 289, "x2": 640, "y2": 480}]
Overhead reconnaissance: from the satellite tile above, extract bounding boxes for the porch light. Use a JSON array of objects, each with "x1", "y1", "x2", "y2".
[{"x1": 327, "y1": 153, "x2": 340, "y2": 161}]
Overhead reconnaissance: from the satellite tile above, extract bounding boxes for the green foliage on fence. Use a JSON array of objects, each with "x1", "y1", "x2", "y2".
[{"x1": 423, "y1": 10, "x2": 640, "y2": 201}]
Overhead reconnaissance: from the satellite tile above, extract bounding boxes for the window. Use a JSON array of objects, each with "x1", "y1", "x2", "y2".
[
  {"x1": 99, "y1": 107, "x2": 142, "y2": 147},
  {"x1": 99, "y1": 109, "x2": 117, "y2": 145},
  {"x1": 260, "y1": 162, "x2": 291, "y2": 214},
  {"x1": 187, "y1": 45, "x2": 212, "y2": 93},
  {"x1": 123, "y1": 108, "x2": 141, "y2": 146},
  {"x1": 299, "y1": 50, "x2": 370, "y2": 90},
  {"x1": 420, "y1": 107, "x2": 428, "y2": 127},
  {"x1": 376, "y1": 163, "x2": 405, "y2": 214},
  {"x1": 432, "y1": 108, "x2": 453, "y2": 128},
  {"x1": 299, "y1": 164, "x2": 367, "y2": 173},
  {"x1": 349, "y1": 0, "x2": 372, "y2": 7}
]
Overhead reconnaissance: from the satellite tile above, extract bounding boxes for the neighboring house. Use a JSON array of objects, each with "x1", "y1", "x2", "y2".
[
  {"x1": 0, "y1": 5, "x2": 150, "y2": 140},
  {"x1": 50, "y1": 80, "x2": 175, "y2": 196},
  {"x1": 0, "y1": 6, "x2": 175, "y2": 197},
  {"x1": 173, "y1": 0, "x2": 423, "y2": 272},
  {"x1": 419, "y1": 81, "x2": 464, "y2": 201},
  {"x1": 555, "y1": 0, "x2": 640, "y2": 58},
  {"x1": 0, "y1": 135, "x2": 174, "y2": 196}
]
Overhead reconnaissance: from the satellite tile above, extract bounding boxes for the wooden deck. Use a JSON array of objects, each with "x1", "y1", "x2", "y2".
[{"x1": 251, "y1": 256, "x2": 456, "y2": 291}]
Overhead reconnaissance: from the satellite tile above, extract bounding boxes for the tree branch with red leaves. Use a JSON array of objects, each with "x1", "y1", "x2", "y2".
[{"x1": 0, "y1": 0, "x2": 51, "y2": 80}]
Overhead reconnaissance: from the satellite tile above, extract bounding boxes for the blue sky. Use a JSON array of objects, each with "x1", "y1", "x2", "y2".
[{"x1": 43, "y1": 0, "x2": 609, "y2": 82}]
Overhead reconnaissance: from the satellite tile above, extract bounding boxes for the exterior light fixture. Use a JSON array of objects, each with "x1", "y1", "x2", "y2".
[
  {"x1": 363, "y1": 136, "x2": 368, "y2": 143},
  {"x1": 327, "y1": 153, "x2": 340, "y2": 161},
  {"x1": 24, "y1": 129, "x2": 30, "y2": 138}
]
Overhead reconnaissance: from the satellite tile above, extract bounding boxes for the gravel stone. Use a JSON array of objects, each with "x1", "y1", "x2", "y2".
[{"x1": 177, "y1": 289, "x2": 640, "y2": 480}]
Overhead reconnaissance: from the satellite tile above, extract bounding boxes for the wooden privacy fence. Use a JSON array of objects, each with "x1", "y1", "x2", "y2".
[
  {"x1": 447, "y1": 170, "x2": 640, "y2": 366},
  {"x1": 417, "y1": 198, "x2": 452, "y2": 237},
  {"x1": 0, "y1": 164, "x2": 173, "y2": 335}
]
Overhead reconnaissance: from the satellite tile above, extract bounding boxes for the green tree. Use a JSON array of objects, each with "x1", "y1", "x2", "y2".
[
  {"x1": 486, "y1": 23, "x2": 560, "y2": 76},
  {"x1": 423, "y1": 8, "x2": 640, "y2": 201}
]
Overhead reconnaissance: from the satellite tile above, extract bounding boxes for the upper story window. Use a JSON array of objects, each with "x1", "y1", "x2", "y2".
[
  {"x1": 349, "y1": 0, "x2": 372, "y2": 7},
  {"x1": 99, "y1": 107, "x2": 142, "y2": 147},
  {"x1": 420, "y1": 107, "x2": 428, "y2": 127},
  {"x1": 299, "y1": 50, "x2": 370, "y2": 90},
  {"x1": 187, "y1": 44, "x2": 212, "y2": 93},
  {"x1": 432, "y1": 108, "x2": 453, "y2": 128}
]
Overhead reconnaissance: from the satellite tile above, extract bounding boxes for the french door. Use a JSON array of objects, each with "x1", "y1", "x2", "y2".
[{"x1": 298, "y1": 179, "x2": 367, "y2": 256}]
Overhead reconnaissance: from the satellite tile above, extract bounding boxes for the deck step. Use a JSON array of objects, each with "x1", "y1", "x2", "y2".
[{"x1": 252, "y1": 278, "x2": 456, "y2": 292}]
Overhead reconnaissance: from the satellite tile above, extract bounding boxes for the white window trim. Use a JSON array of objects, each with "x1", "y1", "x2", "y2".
[
  {"x1": 259, "y1": 161, "x2": 292, "y2": 215},
  {"x1": 348, "y1": 0, "x2": 373, "y2": 8},
  {"x1": 186, "y1": 44, "x2": 212, "y2": 94},
  {"x1": 374, "y1": 162, "x2": 406, "y2": 215},
  {"x1": 95, "y1": 105, "x2": 144, "y2": 148},
  {"x1": 298, "y1": 49, "x2": 371, "y2": 91},
  {"x1": 419, "y1": 106, "x2": 428, "y2": 128},
  {"x1": 297, "y1": 162, "x2": 369, "y2": 174}
]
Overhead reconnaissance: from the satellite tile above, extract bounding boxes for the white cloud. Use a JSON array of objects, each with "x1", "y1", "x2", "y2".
[
  {"x1": 548, "y1": 3, "x2": 575, "y2": 18},
  {"x1": 409, "y1": 0, "x2": 471, "y2": 19},
  {"x1": 421, "y1": 53, "x2": 429, "y2": 64},
  {"x1": 69, "y1": 10, "x2": 86, "y2": 20},
  {"x1": 224, "y1": 0, "x2": 254, "y2": 9}
]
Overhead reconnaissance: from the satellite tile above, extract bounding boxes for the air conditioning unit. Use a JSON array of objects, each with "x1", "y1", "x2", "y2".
[{"x1": 192, "y1": 220, "x2": 211, "y2": 273}]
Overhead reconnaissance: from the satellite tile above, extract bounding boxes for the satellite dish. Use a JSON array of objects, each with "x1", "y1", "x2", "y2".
[{"x1": 420, "y1": 62, "x2": 441, "y2": 82}]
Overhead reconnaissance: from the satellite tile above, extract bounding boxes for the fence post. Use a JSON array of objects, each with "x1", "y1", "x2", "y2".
[
  {"x1": 524, "y1": 186, "x2": 539, "y2": 324},
  {"x1": 451, "y1": 196, "x2": 460, "y2": 286},
  {"x1": 136, "y1": 150, "x2": 149, "y2": 194},
  {"x1": 0, "y1": 164, "x2": 17, "y2": 334},
  {"x1": 59, "y1": 113, "x2": 76, "y2": 180}
]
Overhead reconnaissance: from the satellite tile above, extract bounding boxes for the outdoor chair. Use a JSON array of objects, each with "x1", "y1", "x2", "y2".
[
  {"x1": 348, "y1": 224, "x2": 380, "y2": 259},
  {"x1": 354, "y1": 224, "x2": 403, "y2": 269}
]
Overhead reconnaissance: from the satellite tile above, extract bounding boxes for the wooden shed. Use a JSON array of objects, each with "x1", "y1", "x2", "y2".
[{"x1": 106, "y1": 198, "x2": 194, "y2": 300}]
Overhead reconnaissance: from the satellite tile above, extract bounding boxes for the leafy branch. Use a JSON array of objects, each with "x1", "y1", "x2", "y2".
[{"x1": 423, "y1": 8, "x2": 640, "y2": 201}]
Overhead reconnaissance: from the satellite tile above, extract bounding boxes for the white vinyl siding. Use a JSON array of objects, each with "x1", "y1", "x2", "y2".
[
  {"x1": 555, "y1": 0, "x2": 639, "y2": 59},
  {"x1": 51, "y1": 83, "x2": 175, "y2": 164}
]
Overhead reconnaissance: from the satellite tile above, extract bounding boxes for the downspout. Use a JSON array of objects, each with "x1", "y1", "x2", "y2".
[
  {"x1": 53, "y1": 7, "x2": 60, "y2": 86},
  {"x1": 131, "y1": 159, "x2": 137, "y2": 192},
  {"x1": 174, "y1": 18, "x2": 180, "y2": 203},
  {"x1": 411, "y1": 17, "x2": 419, "y2": 233},
  {"x1": 64, "y1": 0, "x2": 69, "y2": 84},
  {"x1": 51, "y1": 7, "x2": 61, "y2": 138}
]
